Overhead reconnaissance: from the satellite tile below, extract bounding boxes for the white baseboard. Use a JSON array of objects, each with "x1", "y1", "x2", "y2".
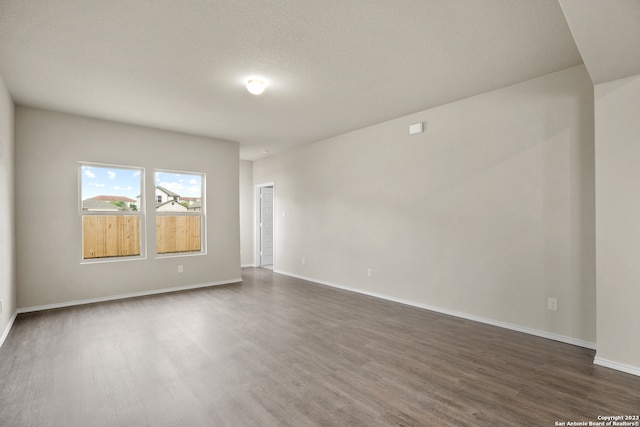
[
  {"x1": 594, "y1": 357, "x2": 640, "y2": 377},
  {"x1": 274, "y1": 269, "x2": 597, "y2": 351},
  {"x1": 0, "y1": 311, "x2": 18, "y2": 348},
  {"x1": 16, "y1": 278, "x2": 243, "y2": 314},
  {"x1": 241, "y1": 264, "x2": 257, "y2": 268}
]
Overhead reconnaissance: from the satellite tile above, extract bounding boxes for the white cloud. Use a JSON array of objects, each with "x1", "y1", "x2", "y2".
[
  {"x1": 157, "y1": 174, "x2": 201, "y2": 196},
  {"x1": 84, "y1": 170, "x2": 96, "y2": 179},
  {"x1": 159, "y1": 181, "x2": 185, "y2": 194},
  {"x1": 95, "y1": 183, "x2": 105, "y2": 188},
  {"x1": 107, "y1": 171, "x2": 116, "y2": 179},
  {"x1": 132, "y1": 170, "x2": 141, "y2": 177},
  {"x1": 185, "y1": 186, "x2": 201, "y2": 196},
  {"x1": 113, "y1": 185, "x2": 121, "y2": 190}
]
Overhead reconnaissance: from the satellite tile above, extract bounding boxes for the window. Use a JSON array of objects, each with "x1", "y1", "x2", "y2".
[
  {"x1": 80, "y1": 163, "x2": 144, "y2": 261},
  {"x1": 155, "y1": 170, "x2": 204, "y2": 255}
]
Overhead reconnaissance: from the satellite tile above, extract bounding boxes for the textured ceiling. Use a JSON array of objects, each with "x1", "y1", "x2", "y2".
[
  {"x1": 559, "y1": 0, "x2": 640, "y2": 84},
  {"x1": 0, "y1": 0, "x2": 583, "y2": 160}
]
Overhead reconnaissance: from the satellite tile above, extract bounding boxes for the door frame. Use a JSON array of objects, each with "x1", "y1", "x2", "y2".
[{"x1": 254, "y1": 182, "x2": 275, "y2": 268}]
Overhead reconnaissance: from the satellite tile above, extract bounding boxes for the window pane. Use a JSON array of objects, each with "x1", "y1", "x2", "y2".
[
  {"x1": 156, "y1": 216, "x2": 202, "y2": 254},
  {"x1": 155, "y1": 170, "x2": 204, "y2": 255},
  {"x1": 83, "y1": 215, "x2": 141, "y2": 259},
  {"x1": 154, "y1": 171, "x2": 202, "y2": 210},
  {"x1": 81, "y1": 165, "x2": 142, "y2": 212},
  {"x1": 80, "y1": 163, "x2": 144, "y2": 261}
]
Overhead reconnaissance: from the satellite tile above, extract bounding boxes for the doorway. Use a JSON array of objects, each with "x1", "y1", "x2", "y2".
[{"x1": 256, "y1": 183, "x2": 274, "y2": 268}]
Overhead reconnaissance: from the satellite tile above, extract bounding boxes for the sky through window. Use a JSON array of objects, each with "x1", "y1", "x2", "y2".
[{"x1": 81, "y1": 165, "x2": 141, "y2": 201}]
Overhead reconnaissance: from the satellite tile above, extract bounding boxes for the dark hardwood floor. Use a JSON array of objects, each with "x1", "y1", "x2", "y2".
[{"x1": 1, "y1": 268, "x2": 639, "y2": 426}]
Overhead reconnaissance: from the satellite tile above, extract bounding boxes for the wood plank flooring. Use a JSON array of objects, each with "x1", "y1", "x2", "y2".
[{"x1": 1, "y1": 268, "x2": 639, "y2": 426}]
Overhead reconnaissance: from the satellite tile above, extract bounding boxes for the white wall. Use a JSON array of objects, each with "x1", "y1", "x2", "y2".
[
  {"x1": 253, "y1": 65, "x2": 596, "y2": 344},
  {"x1": 0, "y1": 75, "x2": 16, "y2": 342},
  {"x1": 594, "y1": 73, "x2": 640, "y2": 373},
  {"x1": 239, "y1": 160, "x2": 254, "y2": 266},
  {"x1": 15, "y1": 107, "x2": 241, "y2": 309}
]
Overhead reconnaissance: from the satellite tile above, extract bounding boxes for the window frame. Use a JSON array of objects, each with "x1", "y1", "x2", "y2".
[
  {"x1": 79, "y1": 162, "x2": 146, "y2": 263},
  {"x1": 154, "y1": 169, "x2": 206, "y2": 258}
]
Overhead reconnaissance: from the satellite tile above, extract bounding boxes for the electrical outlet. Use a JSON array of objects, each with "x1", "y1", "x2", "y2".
[
  {"x1": 178, "y1": 265, "x2": 183, "y2": 273},
  {"x1": 367, "y1": 268, "x2": 372, "y2": 277},
  {"x1": 0, "y1": 299, "x2": 3, "y2": 314},
  {"x1": 302, "y1": 257, "x2": 306, "y2": 265},
  {"x1": 547, "y1": 297, "x2": 558, "y2": 311}
]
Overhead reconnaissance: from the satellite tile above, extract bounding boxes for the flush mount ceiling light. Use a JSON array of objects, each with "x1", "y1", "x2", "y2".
[{"x1": 246, "y1": 79, "x2": 265, "y2": 95}]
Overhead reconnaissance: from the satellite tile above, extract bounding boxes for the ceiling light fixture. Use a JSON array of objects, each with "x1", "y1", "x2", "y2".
[{"x1": 246, "y1": 79, "x2": 265, "y2": 95}]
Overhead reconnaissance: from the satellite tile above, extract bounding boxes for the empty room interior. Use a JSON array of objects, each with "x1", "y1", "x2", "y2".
[{"x1": 1, "y1": 1, "x2": 640, "y2": 425}]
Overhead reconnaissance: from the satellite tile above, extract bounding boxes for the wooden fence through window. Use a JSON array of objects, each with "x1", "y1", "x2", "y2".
[
  {"x1": 83, "y1": 215, "x2": 141, "y2": 259},
  {"x1": 156, "y1": 215, "x2": 202, "y2": 254},
  {"x1": 83, "y1": 215, "x2": 201, "y2": 259}
]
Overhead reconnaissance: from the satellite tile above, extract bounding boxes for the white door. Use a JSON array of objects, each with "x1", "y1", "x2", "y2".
[{"x1": 259, "y1": 186, "x2": 274, "y2": 266}]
